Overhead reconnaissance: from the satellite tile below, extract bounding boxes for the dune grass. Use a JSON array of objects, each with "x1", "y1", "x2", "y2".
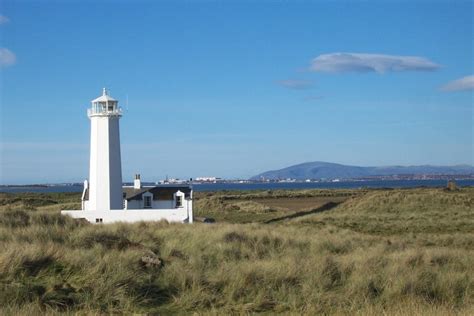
[
  {"x1": 298, "y1": 187, "x2": 474, "y2": 235},
  {"x1": 0, "y1": 188, "x2": 473, "y2": 314}
]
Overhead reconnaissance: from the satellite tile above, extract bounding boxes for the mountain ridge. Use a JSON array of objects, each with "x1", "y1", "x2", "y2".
[{"x1": 250, "y1": 161, "x2": 474, "y2": 180}]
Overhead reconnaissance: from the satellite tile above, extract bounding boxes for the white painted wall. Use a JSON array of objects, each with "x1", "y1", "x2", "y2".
[
  {"x1": 62, "y1": 208, "x2": 192, "y2": 224},
  {"x1": 73, "y1": 195, "x2": 193, "y2": 224},
  {"x1": 88, "y1": 116, "x2": 123, "y2": 210},
  {"x1": 187, "y1": 198, "x2": 193, "y2": 223}
]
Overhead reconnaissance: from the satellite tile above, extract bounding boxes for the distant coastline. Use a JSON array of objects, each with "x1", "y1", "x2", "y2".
[
  {"x1": 1, "y1": 172, "x2": 474, "y2": 189},
  {"x1": 251, "y1": 161, "x2": 474, "y2": 181},
  {"x1": 1, "y1": 179, "x2": 474, "y2": 193}
]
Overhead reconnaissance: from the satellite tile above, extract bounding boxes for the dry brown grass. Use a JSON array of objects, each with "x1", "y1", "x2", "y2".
[{"x1": 0, "y1": 188, "x2": 472, "y2": 314}]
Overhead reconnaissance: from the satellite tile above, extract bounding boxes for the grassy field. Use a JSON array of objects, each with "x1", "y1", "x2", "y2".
[
  {"x1": 0, "y1": 187, "x2": 473, "y2": 315},
  {"x1": 193, "y1": 189, "x2": 358, "y2": 223}
]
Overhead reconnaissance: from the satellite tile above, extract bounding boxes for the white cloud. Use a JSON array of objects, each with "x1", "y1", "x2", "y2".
[
  {"x1": 0, "y1": 15, "x2": 9, "y2": 25},
  {"x1": 0, "y1": 48, "x2": 16, "y2": 67},
  {"x1": 441, "y1": 75, "x2": 474, "y2": 92},
  {"x1": 277, "y1": 79, "x2": 313, "y2": 90},
  {"x1": 310, "y1": 52, "x2": 440, "y2": 74}
]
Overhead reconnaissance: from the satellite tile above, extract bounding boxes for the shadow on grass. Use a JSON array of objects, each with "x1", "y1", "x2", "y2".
[{"x1": 264, "y1": 202, "x2": 341, "y2": 224}]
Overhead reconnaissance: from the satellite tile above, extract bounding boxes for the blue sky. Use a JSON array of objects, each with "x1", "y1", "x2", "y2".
[{"x1": 0, "y1": 0, "x2": 473, "y2": 184}]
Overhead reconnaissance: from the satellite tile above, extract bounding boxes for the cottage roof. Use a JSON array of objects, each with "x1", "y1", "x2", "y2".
[
  {"x1": 83, "y1": 185, "x2": 192, "y2": 201},
  {"x1": 124, "y1": 186, "x2": 192, "y2": 201}
]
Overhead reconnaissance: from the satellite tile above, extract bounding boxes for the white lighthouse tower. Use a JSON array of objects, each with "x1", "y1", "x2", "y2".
[{"x1": 86, "y1": 88, "x2": 123, "y2": 211}]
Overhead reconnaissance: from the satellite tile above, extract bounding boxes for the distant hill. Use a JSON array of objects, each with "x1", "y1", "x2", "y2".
[{"x1": 250, "y1": 161, "x2": 474, "y2": 180}]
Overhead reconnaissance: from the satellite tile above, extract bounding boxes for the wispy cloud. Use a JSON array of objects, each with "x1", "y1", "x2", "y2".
[
  {"x1": 441, "y1": 75, "x2": 474, "y2": 92},
  {"x1": 0, "y1": 15, "x2": 9, "y2": 25},
  {"x1": 277, "y1": 79, "x2": 313, "y2": 90},
  {"x1": 310, "y1": 53, "x2": 440, "y2": 74},
  {"x1": 0, "y1": 48, "x2": 16, "y2": 67}
]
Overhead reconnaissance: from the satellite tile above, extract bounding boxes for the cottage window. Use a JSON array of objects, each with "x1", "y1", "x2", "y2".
[
  {"x1": 175, "y1": 196, "x2": 182, "y2": 208},
  {"x1": 144, "y1": 195, "x2": 152, "y2": 208}
]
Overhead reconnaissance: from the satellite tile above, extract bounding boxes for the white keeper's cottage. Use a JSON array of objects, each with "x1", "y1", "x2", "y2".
[{"x1": 62, "y1": 89, "x2": 193, "y2": 224}]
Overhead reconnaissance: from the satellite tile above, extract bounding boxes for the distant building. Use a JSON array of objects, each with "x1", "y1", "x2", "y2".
[
  {"x1": 159, "y1": 177, "x2": 189, "y2": 184},
  {"x1": 195, "y1": 177, "x2": 221, "y2": 183},
  {"x1": 62, "y1": 89, "x2": 193, "y2": 224}
]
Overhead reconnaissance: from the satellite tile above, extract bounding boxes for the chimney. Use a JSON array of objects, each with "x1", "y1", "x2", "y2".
[{"x1": 134, "y1": 174, "x2": 141, "y2": 189}]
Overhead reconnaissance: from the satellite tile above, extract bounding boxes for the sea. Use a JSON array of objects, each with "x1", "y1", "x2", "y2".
[{"x1": 1, "y1": 179, "x2": 473, "y2": 193}]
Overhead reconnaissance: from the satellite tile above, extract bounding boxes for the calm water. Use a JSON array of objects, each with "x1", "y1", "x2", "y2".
[{"x1": 1, "y1": 179, "x2": 473, "y2": 193}]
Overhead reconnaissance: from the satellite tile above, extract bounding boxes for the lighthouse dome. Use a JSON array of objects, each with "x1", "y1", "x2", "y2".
[{"x1": 92, "y1": 88, "x2": 117, "y2": 103}]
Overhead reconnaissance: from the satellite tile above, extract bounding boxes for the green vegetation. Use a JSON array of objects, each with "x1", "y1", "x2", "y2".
[
  {"x1": 0, "y1": 188, "x2": 473, "y2": 315},
  {"x1": 194, "y1": 189, "x2": 357, "y2": 223},
  {"x1": 298, "y1": 188, "x2": 474, "y2": 235}
]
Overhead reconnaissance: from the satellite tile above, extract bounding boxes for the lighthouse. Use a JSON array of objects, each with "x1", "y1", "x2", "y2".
[
  {"x1": 86, "y1": 88, "x2": 123, "y2": 211},
  {"x1": 62, "y1": 89, "x2": 193, "y2": 224}
]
